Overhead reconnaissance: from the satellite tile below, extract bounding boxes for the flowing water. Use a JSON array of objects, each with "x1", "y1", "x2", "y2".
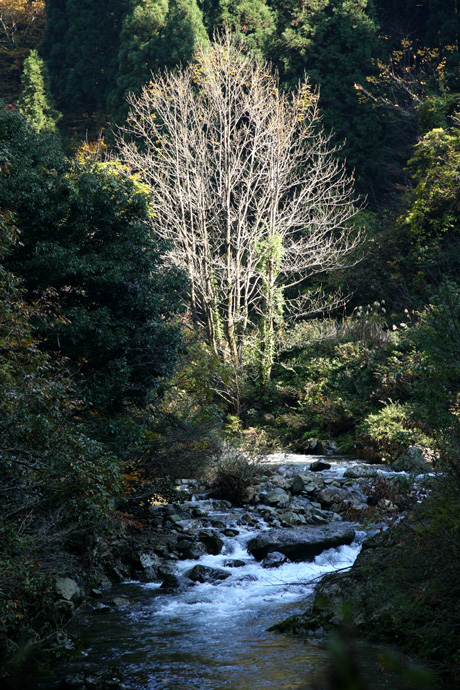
[
  {"x1": 41, "y1": 455, "x2": 438, "y2": 689},
  {"x1": 63, "y1": 534, "x2": 363, "y2": 689}
]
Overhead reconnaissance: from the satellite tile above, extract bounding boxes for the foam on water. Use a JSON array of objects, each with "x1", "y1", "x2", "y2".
[
  {"x1": 143, "y1": 521, "x2": 364, "y2": 628},
  {"x1": 266, "y1": 451, "x2": 421, "y2": 479}
]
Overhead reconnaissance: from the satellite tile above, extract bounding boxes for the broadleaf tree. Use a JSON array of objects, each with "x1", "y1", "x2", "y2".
[
  {"x1": 0, "y1": 107, "x2": 186, "y2": 419},
  {"x1": 118, "y1": 34, "x2": 361, "y2": 389}
]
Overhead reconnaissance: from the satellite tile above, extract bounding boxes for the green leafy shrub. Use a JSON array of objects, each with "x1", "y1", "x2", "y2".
[{"x1": 357, "y1": 402, "x2": 434, "y2": 462}]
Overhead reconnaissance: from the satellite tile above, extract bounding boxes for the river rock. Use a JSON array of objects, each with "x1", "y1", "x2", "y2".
[
  {"x1": 261, "y1": 551, "x2": 290, "y2": 568},
  {"x1": 59, "y1": 673, "x2": 86, "y2": 689},
  {"x1": 303, "y1": 438, "x2": 320, "y2": 452},
  {"x1": 343, "y1": 465, "x2": 379, "y2": 479},
  {"x1": 139, "y1": 552, "x2": 160, "y2": 569},
  {"x1": 136, "y1": 552, "x2": 162, "y2": 582},
  {"x1": 235, "y1": 574, "x2": 258, "y2": 583},
  {"x1": 153, "y1": 544, "x2": 169, "y2": 557},
  {"x1": 54, "y1": 599, "x2": 75, "y2": 617},
  {"x1": 165, "y1": 505, "x2": 192, "y2": 520},
  {"x1": 272, "y1": 474, "x2": 290, "y2": 489},
  {"x1": 111, "y1": 596, "x2": 130, "y2": 607},
  {"x1": 280, "y1": 511, "x2": 306, "y2": 526},
  {"x1": 158, "y1": 562, "x2": 177, "y2": 578},
  {"x1": 211, "y1": 499, "x2": 233, "y2": 510},
  {"x1": 318, "y1": 486, "x2": 353, "y2": 507},
  {"x1": 247, "y1": 524, "x2": 355, "y2": 562},
  {"x1": 303, "y1": 479, "x2": 322, "y2": 493},
  {"x1": 318, "y1": 440, "x2": 339, "y2": 454},
  {"x1": 191, "y1": 506, "x2": 208, "y2": 518},
  {"x1": 160, "y1": 574, "x2": 192, "y2": 591},
  {"x1": 199, "y1": 531, "x2": 224, "y2": 555},
  {"x1": 310, "y1": 460, "x2": 331, "y2": 472},
  {"x1": 261, "y1": 488, "x2": 290, "y2": 507},
  {"x1": 93, "y1": 602, "x2": 111, "y2": 612},
  {"x1": 184, "y1": 565, "x2": 232, "y2": 583},
  {"x1": 55, "y1": 577, "x2": 81, "y2": 603},
  {"x1": 309, "y1": 512, "x2": 329, "y2": 525},
  {"x1": 181, "y1": 543, "x2": 206, "y2": 561},
  {"x1": 210, "y1": 518, "x2": 227, "y2": 529},
  {"x1": 223, "y1": 559, "x2": 246, "y2": 568},
  {"x1": 289, "y1": 496, "x2": 313, "y2": 510},
  {"x1": 290, "y1": 474, "x2": 305, "y2": 495},
  {"x1": 168, "y1": 514, "x2": 183, "y2": 524}
]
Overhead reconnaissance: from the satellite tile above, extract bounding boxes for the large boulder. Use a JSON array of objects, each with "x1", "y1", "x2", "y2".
[
  {"x1": 392, "y1": 446, "x2": 436, "y2": 474},
  {"x1": 184, "y1": 564, "x2": 232, "y2": 583},
  {"x1": 247, "y1": 524, "x2": 355, "y2": 562}
]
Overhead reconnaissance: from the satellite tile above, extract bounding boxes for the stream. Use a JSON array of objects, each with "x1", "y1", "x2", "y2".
[{"x1": 41, "y1": 454, "x2": 433, "y2": 690}]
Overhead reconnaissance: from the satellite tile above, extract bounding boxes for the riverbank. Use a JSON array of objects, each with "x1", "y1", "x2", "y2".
[{"x1": 274, "y1": 471, "x2": 460, "y2": 687}]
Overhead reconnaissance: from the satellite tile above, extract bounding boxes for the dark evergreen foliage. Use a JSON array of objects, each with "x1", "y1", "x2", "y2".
[
  {"x1": 0, "y1": 107, "x2": 186, "y2": 415},
  {"x1": 42, "y1": 0, "x2": 128, "y2": 116},
  {"x1": 110, "y1": 0, "x2": 208, "y2": 121},
  {"x1": 266, "y1": 0, "x2": 385, "y2": 196},
  {"x1": 202, "y1": 0, "x2": 275, "y2": 53}
]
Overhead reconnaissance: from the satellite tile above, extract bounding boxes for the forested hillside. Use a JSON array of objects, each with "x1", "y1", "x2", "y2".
[{"x1": 1, "y1": 1, "x2": 460, "y2": 687}]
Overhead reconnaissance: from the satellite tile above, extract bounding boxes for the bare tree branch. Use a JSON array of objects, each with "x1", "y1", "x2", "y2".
[{"x1": 117, "y1": 33, "x2": 362, "y2": 386}]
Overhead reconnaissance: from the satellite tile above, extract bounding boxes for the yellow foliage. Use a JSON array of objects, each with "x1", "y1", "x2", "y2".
[{"x1": 0, "y1": 0, "x2": 46, "y2": 101}]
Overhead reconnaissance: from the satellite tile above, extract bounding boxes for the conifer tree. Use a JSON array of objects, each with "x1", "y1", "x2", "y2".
[
  {"x1": 202, "y1": 0, "x2": 275, "y2": 54},
  {"x1": 267, "y1": 0, "x2": 382, "y2": 196},
  {"x1": 42, "y1": 0, "x2": 127, "y2": 119},
  {"x1": 18, "y1": 49, "x2": 60, "y2": 132},
  {"x1": 111, "y1": 0, "x2": 207, "y2": 121}
]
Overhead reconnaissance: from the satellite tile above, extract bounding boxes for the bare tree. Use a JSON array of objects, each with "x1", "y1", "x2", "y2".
[{"x1": 117, "y1": 33, "x2": 361, "y2": 388}]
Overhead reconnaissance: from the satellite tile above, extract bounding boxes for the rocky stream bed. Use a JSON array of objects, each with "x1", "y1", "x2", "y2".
[{"x1": 38, "y1": 453, "x2": 434, "y2": 690}]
